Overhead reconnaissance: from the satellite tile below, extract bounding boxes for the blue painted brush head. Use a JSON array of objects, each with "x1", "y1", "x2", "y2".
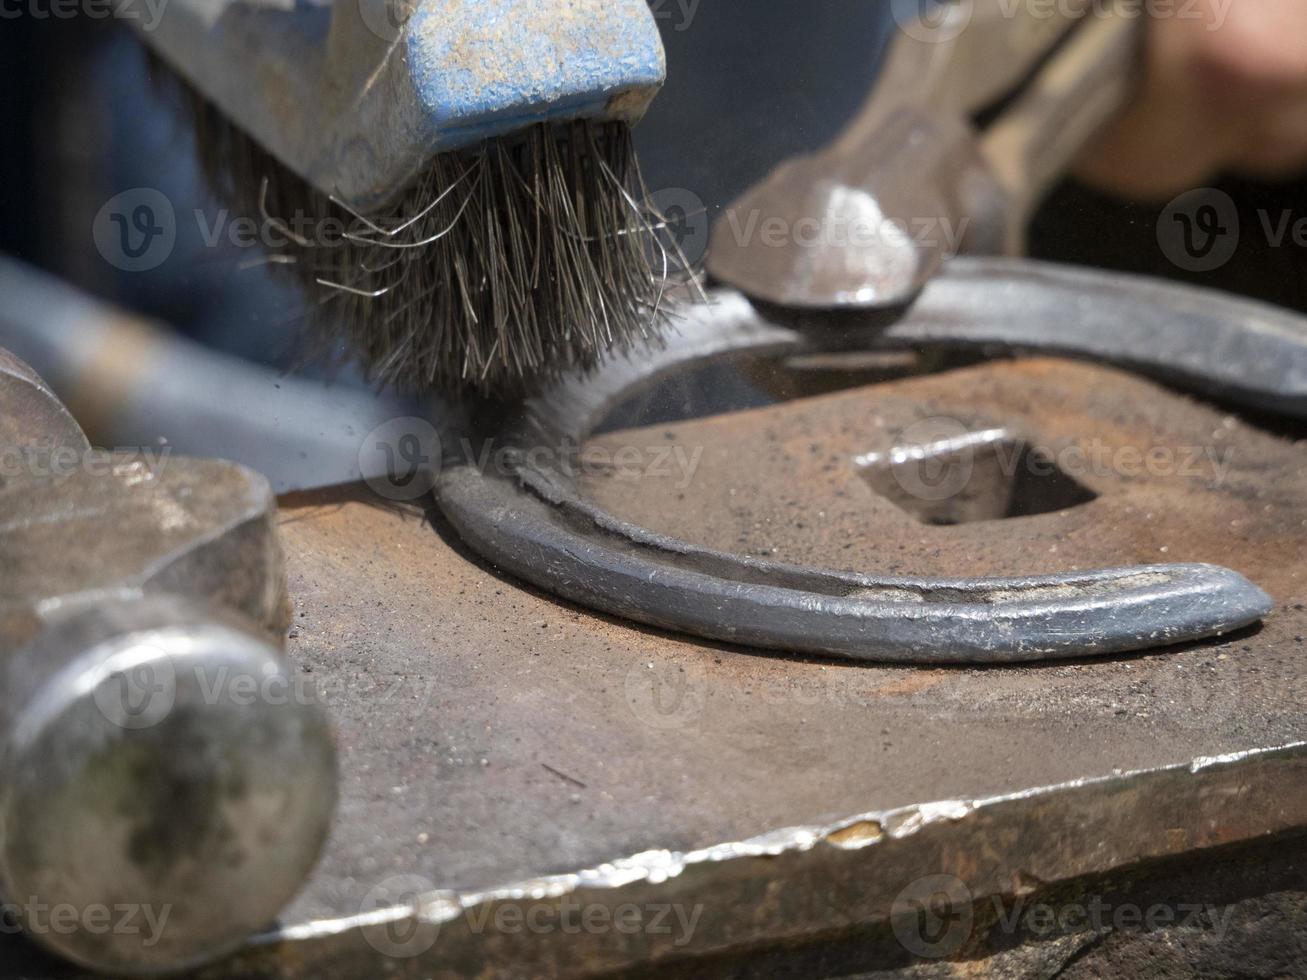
[
  {"x1": 137, "y1": 0, "x2": 684, "y2": 396},
  {"x1": 142, "y1": 0, "x2": 667, "y2": 210}
]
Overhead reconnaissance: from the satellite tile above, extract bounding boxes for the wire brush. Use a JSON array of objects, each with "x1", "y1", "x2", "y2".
[{"x1": 134, "y1": 0, "x2": 695, "y2": 397}]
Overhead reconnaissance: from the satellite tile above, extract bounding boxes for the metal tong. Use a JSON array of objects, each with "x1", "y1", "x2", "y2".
[{"x1": 707, "y1": 0, "x2": 1144, "y2": 310}]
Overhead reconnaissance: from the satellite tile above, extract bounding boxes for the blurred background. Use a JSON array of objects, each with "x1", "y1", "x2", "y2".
[{"x1": 2, "y1": 3, "x2": 1306, "y2": 488}]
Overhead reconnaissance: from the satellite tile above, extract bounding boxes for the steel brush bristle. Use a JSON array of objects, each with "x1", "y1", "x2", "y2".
[{"x1": 172, "y1": 71, "x2": 696, "y2": 397}]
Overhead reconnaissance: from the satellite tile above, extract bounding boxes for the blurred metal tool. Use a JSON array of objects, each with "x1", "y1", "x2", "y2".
[
  {"x1": 707, "y1": 0, "x2": 1143, "y2": 311},
  {"x1": 0, "y1": 351, "x2": 337, "y2": 974},
  {"x1": 0, "y1": 349, "x2": 87, "y2": 457},
  {"x1": 0, "y1": 257, "x2": 417, "y2": 494}
]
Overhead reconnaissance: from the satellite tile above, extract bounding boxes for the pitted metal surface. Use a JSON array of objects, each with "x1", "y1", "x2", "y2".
[
  {"x1": 6, "y1": 272, "x2": 1307, "y2": 974},
  {"x1": 9, "y1": 348, "x2": 1291, "y2": 974},
  {"x1": 0, "y1": 351, "x2": 335, "y2": 973},
  {"x1": 581, "y1": 357, "x2": 1306, "y2": 597},
  {"x1": 433, "y1": 261, "x2": 1307, "y2": 662},
  {"x1": 0, "y1": 457, "x2": 289, "y2": 652}
]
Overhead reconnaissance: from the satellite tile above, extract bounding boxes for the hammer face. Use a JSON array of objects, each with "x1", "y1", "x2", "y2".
[{"x1": 0, "y1": 596, "x2": 338, "y2": 975}]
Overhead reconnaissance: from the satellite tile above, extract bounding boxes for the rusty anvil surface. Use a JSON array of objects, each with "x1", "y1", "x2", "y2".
[{"x1": 8, "y1": 356, "x2": 1306, "y2": 978}]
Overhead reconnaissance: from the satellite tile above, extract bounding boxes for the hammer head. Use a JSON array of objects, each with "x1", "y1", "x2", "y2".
[{"x1": 707, "y1": 108, "x2": 1001, "y2": 315}]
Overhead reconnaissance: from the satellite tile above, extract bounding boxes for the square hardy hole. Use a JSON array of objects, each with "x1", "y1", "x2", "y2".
[{"x1": 855, "y1": 425, "x2": 1097, "y2": 526}]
